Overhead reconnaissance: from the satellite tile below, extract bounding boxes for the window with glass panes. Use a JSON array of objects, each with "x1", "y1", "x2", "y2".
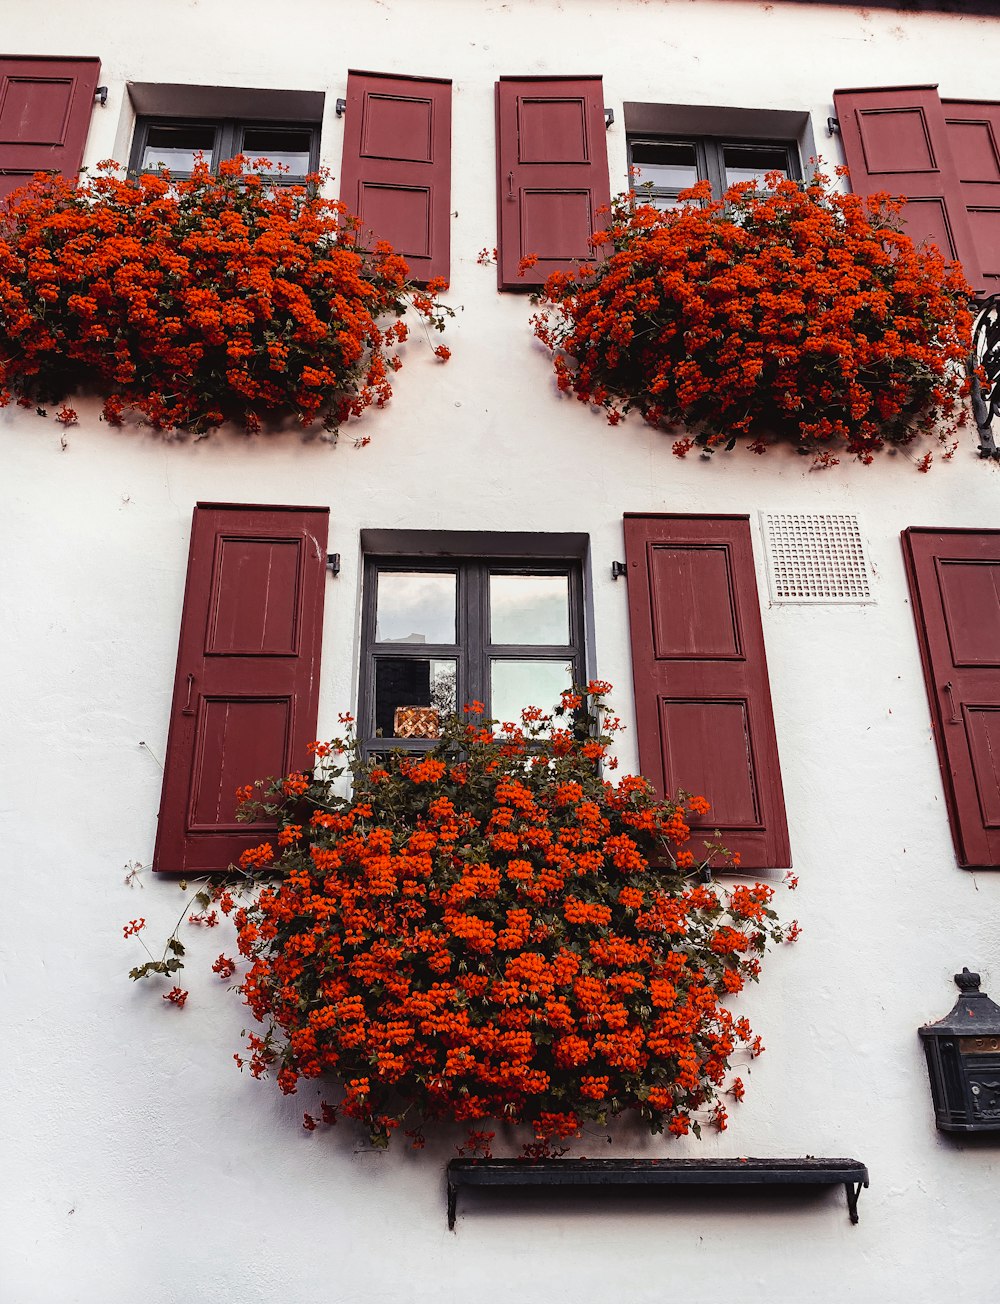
[
  {"x1": 628, "y1": 136, "x2": 800, "y2": 210},
  {"x1": 359, "y1": 551, "x2": 586, "y2": 753},
  {"x1": 129, "y1": 117, "x2": 320, "y2": 183}
]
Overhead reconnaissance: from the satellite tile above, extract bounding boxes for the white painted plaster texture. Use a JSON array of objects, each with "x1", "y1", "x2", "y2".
[{"x1": 2, "y1": 2, "x2": 1000, "y2": 1301}]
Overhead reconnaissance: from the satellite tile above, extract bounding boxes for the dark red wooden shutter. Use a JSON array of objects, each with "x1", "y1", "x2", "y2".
[
  {"x1": 942, "y1": 100, "x2": 1000, "y2": 295},
  {"x1": 154, "y1": 503, "x2": 329, "y2": 875},
  {"x1": 833, "y1": 85, "x2": 983, "y2": 289},
  {"x1": 0, "y1": 56, "x2": 100, "y2": 200},
  {"x1": 902, "y1": 528, "x2": 1000, "y2": 869},
  {"x1": 495, "y1": 76, "x2": 611, "y2": 290},
  {"x1": 338, "y1": 71, "x2": 452, "y2": 285},
  {"x1": 624, "y1": 514, "x2": 791, "y2": 870}
]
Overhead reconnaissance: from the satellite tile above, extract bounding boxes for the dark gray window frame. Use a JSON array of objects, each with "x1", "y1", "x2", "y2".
[
  {"x1": 627, "y1": 134, "x2": 801, "y2": 208},
  {"x1": 357, "y1": 531, "x2": 590, "y2": 756},
  {"x1": 128, "y1": 115, "x2": 321, "y2": 183}
]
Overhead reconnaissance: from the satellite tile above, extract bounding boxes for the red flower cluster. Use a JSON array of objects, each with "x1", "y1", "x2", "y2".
[
  {"x1": 231, "y1": 686, "x2": 789, "y2": 1148},
  {"x1": 532, "y1": 170, "x2": 973, "y2": 465},
  {"x1": 0, "y1": 158, "x2": 450, "y2": 436}
]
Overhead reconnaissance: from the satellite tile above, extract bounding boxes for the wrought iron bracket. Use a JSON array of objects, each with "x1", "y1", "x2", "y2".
[
  {"x1": 326, "y1": 552, "x2": 341, "y2": 576},
  {"x1": 845, "y1": 1177, "x2": 866, "y2": 1225},
  {"x1": 95, "y1": 86, "x2": 108, "y2": 107},
  {"x1": 971, "y1": 295, "x2": 1000, "y2": 459},
  {"x1": 446, "y1": 1157, "x2": 869, "y2": 1230},
  {"x1": 335, "y1": 98, "x2": 347, "y2": 118},
  {"x1": 611, "y1": 560, "x2": 628, "y2": 581}
]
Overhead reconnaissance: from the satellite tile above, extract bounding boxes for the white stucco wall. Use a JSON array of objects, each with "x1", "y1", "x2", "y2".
[{"x1": 3, "y1": 2, "x2": 1000, "y2": 1301}]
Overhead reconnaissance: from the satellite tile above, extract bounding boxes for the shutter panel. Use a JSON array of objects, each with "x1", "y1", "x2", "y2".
[
  {"x1": 0, "y1": 56, "x2": 100, "y2": 200},
  {"x1": 624, "y1": 514, "x2": 791, "y2": 870},
  {"x1": 495, "y1": 76, "x2": 611, "y2": 290},
  {"x1": 154, "y1": 503, "x2": 329, "y2": 875},
  {"x1": 942, "y1": 100, "x2": 1000, "y2": 294},
  {"x1": 338, "y1": 71, "x2": 452, "y2": 286},
  {"x1": 902, "y1": 528, "x2": 1000, "y2": 869},
  {"x1": 833, "y1": 85, "x2": 982, "y2": 290}
]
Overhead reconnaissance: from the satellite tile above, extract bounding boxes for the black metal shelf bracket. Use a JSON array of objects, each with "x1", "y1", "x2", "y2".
[
  {"x1": 845, "y1": 1176, "x2": 866, "y2": 1225},
  {"x1": 971, "y1": 295, "x2": 1000, "y2": 459},
  {"x1": 446, "y1": 1156, "x2": 869, "y2": 1230}
]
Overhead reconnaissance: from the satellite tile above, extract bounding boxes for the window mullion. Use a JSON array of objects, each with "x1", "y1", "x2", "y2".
[
  {"x1": 704, "y1": 138, "x2": 726, "y2": 199},
  {"x1": 466, "y1": 561, "x2": 488, "y2": 711}
]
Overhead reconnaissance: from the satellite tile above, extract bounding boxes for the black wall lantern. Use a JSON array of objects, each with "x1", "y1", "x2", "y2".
[{"x1": 920, "y1": 968, "x2": 1000, "y2": 1132}]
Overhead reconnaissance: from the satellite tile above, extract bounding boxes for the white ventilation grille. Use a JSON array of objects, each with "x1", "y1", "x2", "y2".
[{"x1": 760, "y1": 513, "x2": 873, "y2": 604}]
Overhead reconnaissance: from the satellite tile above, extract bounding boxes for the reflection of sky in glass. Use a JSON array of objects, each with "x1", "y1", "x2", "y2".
[
  {"x1": 490, "y1": 659, "x2": 573, "y2": 729},
  {"x1": 376, "y1": 572, "x2": 456, "y2": 644},
  {"x1": 723, "y1": 146, "x2": 790, "y2": 190},
  {"x1": 630, "y1": 141, "x2": 698, "y2": 191},
  {"x1": 242, "y1": 129, "x2": 312, "y2": 174},
  {"x1": 141, "y1": 126, "x2": 215, "y2": 173},
  {"x1": 490, "y1": 574, "x2": 569, "y2": 645}
]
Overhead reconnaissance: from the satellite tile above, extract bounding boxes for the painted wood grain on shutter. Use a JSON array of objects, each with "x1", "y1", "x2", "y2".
[
  {"x1": 339, "y1": 71, "x2": 452, "y2": 285},
  {"x1": 902, "y1": 528, "x2": 1000, "y2": 868},
  {"x1": 495, "y1": 76, "x2": 611, "y2": 290},
  {"x1": 834, "y1": 85, "x2": 983, "y2": 289},
  {"x1": 0, "y1": 56, "x2": 100, "y2": 200},
  {"x1": 624, "y1": 514, "x2": 791, "y2": 870},
  {"x1": 153, "y1": 503, "x2": 329, "y2": 874}
]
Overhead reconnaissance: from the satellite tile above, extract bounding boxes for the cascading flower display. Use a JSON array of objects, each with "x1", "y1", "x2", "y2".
[
  {"x1": 531, "y1": 169, "x2": 973, "y2": 466},
  {"x1": 0, "y1": 157, "x2": 449, "y2": 437},
  {"x1": 225, "y1": 686, "x2": 792, "y2": 1149}
]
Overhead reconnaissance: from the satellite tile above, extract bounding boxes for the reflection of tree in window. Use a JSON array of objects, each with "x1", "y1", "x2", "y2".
[{"x1": 374, "y1": 657, "x2": 455, "y2": 737}]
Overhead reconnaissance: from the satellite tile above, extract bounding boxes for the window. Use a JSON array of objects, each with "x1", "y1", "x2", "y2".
[
  {"x1": 358, "y1": 533, "x2": 588, "y2": 753},
  {"x1": 628, "y1": 135, "x2": 800, "y2": 210},
  {"x1": 129, "y1": 116, "x2": 320, "y2": 182}
]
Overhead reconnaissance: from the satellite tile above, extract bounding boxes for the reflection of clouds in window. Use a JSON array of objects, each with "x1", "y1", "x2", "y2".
[
  {"x1": 490, "y1": 573, "x2": 569, "y2": 645},
  {"x1": 241, "y1": 127, "x2": 312, "y2": 175},
  {"x1": 490, "y1": 659, "x2": 573, "y2": 731},
  {"x1": 723, "y1": 145, "x2": 790, "y2": 190},
  {"x1": 630, "y1": 139, "x2": 698, "y2": 191},
  {"x1": 141, "y1": 124, "x2": 216, "y2": 173},
  {"x1": 376, "y1": 571, "x2": 456, "y2": 644}
]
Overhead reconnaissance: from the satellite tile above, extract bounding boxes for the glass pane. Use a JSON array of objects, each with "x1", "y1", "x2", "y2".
[
  {"x1": 490, "y1": 659, "x2": 574, "y2": 728},
  {"x1": 241, "y1": 127, "x2": 313, "y2": 174},
  {"x1": 723, "y1": 144, "x2": 791, "y2": 189},
  {"x1": 374, "y1": 657, "x2": 456, "y2": 737},
  {"x1": 490, "y1": 573, "x2": 569, "y2": 645},
  {"x1": 375, "y1": 571, "x2": 456, "y2": 644},
  {"x1": 644, "y1": 194, "x2": 685, "y2": 212},
  {"x1": 630, "y1": 139, "x2": 699, "y2": 192},
  {"x1": 141, "y1": 124, "x2": 216, "y2": 173}
]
